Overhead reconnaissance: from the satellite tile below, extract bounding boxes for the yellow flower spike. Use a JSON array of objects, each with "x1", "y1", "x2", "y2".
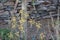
[
  {"x1": 15, "y1": 32, "x2": 19, "y2": 37},
  {"x1": 19, "y1": 10, "x2": 24, "y2": 14},
  {"x1": 40, "y1": 33, "x2": 43, "y2": 40},
  {"x1": 12, "y1": 22, "x2": 16, "y2": 24},
  {"x1": 36, "y1": 22, "x2": 41, "y2": 26},
  {"x1": 32, "y1": 20, "x2": 35, "y2": 24},
  {"x1": 12, "y1": 17, "x2": 16, "y2": 22},
  {"x1": 28, "y1": 19, "x2": 33, "y2": 24},
  {"x1": 38, "y1": 23, "x2": 41, "y2": 25},
  {"x1": 19, "y1": 26, "x2": 24, "y2": 31},
  {"x1": 21, "y1": 17, "x2": 25, "y2": 19},
  {"x1": 36, "y1": 24, "x2": 41, "y2": 29},
  {"x1": 8, "y1": 32, "x2": 13, "y2": 38},
  {"x1": 40, "y1": 33, "x2": 45, "y2": 40},
  {"x1": 24, "y1": 13, "x2": 29, "y2": 18},
  {"x1": 36, "y1": 22, "x2": 41, "y2": 29},
  {"x1": 12, "y1": 25, "x2": 16, "y2": 28},
  {"x1": 19, "y1": 20, "x2": 22, "y2": 24},
  {"x1": 20, "y1": 30, "x2": 24, "y2": 32},
  {"x1": 20, "y1": 20, "x2": 26, "y2": 23},
  {"x1": 28, "y1": 19, "x2": 36, "y2": 24},
  {"x1": 19, "y1": 18, "x2": 26, "y2": 23}
]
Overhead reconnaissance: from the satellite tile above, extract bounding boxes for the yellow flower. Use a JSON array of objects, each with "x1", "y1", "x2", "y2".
[
  {"x1": 19, "y1": 18, "x2": 26, "y2": 23},
  {"x1": 12, "y1": 25, "x2": 16, "y2": 28},
  {"x1": 12, "y1": 17, "x2": 16, "y2": 22},
  {"x1": 32, "y1": 20, "x2": 35, "y2": 24},
  {"x1": 24, "y1": 13, "x2": 29, "y2": 18},
  {"x1": 15, "y1": 32, "x2": 19, "y2": 37},
  {"x1": 36, "y1": 23, "x2": 41, "y2": 29},
  {"x1": 19, "y1": 10, "x2": 24, "y2": 14},
  {"x1": 18, "y1": 25, "x2": 24, "y2": 32},
  {"x1": 29, "y1": 19, "x2": 36, "y2": 25},
  {"x1": 36, "y1": 24, "x2": 41, "y2": 29},
  {"x1": 36, "y1": 22, "x2": 41, "y2": 25},
  {"x1": 28, "y1": 19, "x2": 33, "y2": 23},
  {"x1": 8, "y1": 32, "x2": 13, "y2": 38},
  {"x1": 40, "y1": 33, "x2": 45, "y2": 40}
]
